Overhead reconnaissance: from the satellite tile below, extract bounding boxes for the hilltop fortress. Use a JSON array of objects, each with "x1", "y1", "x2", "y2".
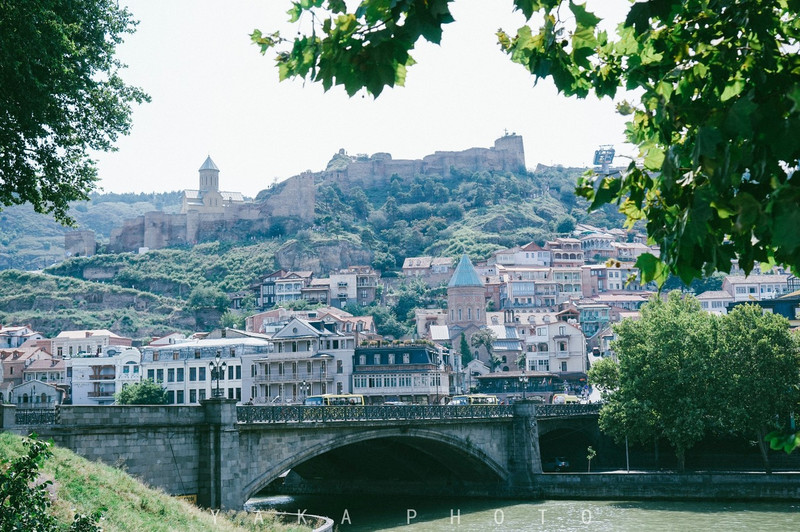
[{"x1": 105, "y1": 134, "x2": 526, "y2": 253}]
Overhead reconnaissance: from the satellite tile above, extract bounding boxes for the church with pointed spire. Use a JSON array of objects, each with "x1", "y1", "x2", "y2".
[
  {"x1": 447, "y1": 254, "x2": 486, "y2": 330},
  {"x1": 181, "y1": 156, "x2": 246, "y2": 214}
]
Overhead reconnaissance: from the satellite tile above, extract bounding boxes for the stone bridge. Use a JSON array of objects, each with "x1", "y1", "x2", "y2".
[{"x1": 1, "y1": 400, "x2": 601, "y2": 509}]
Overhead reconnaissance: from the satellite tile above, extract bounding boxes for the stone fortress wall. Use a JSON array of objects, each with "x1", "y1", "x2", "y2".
[{"x1": 107, "y1": 135, "x2": 526, "y2": 253}]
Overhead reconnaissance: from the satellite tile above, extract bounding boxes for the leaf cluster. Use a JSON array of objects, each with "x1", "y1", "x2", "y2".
[
  {"x1": 0, "y1": 0, "x2": 149, "y2": 224},
  {"x1": 253, "y1": 0, "x2": 455, "y2": 96}
]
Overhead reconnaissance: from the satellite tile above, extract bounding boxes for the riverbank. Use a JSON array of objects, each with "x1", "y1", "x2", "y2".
[{"x1": 274, "y1": 471, "x2": 800, "y2": 502}]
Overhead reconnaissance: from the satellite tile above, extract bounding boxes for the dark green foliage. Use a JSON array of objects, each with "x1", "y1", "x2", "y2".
[
  {"x1": 115, "y1": 380, "x2": 168, "y2": 405},
  {"x1": 0, "y1": 435, "x2": 101, "y2": 530},
  {"x1": 187, "y1": 286, "x2": 230, "y2": 312},
  {"x1": 0, "y1": 0, "x2": 149, "y2": 225},
  {"x1": 600, "y1": 293, "x2": 800, "y2": 471},
  {"x1": 459, "y1": 333, "x2": 472, "y2": 364}
]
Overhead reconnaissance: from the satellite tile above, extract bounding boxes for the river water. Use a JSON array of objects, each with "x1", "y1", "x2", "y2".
[{"x1": 248, "y1": 494, "x2": 800, "y2": 531}]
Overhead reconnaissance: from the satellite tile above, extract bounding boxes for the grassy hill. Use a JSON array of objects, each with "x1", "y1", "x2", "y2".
[
  {"x1": 0, "y1": 270, "x2": 195, "y2": 340},
  {"x1": 0, "y1": 432, "x2": 309, "y2": 531}
]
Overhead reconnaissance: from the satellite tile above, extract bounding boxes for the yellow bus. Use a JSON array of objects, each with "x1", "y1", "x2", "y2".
[
  {"x1": 303, "y1": 394, "x2": 365, "y2": 406},
  {"x1": 449, "y1": 394, "x2": 499, "y2": 406}
]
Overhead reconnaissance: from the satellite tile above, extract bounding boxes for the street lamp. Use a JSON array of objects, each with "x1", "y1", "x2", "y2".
[
  {"x1": 518, "y1": 371, "x2": 529, "y2": 400},
  {"x1": 209, "y1": 352, "x2": 227, "y2": 398},
  {"x1": 300, "y1": 380, "x2": 309, "y2": 402}
]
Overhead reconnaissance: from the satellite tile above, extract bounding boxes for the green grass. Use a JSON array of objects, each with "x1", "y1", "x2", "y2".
[{"x1": 0, "y1": 432, "x2": 311, "y2": 531}]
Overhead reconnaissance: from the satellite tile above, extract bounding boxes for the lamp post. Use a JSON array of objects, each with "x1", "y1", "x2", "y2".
[
  {"x1": 209, "y1": 352, "x2": 227, "y2": 398},
  {"x1": 300, "y1": 380, "x2": 309, "y2": 402},
  {"x1": 518, "y1": 371, "x2": 529, "y2": 400}
]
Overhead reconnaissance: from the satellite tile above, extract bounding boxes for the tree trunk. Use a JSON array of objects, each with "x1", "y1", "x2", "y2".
[
  {"x1": 676, "y1": 448, "x2": 685, "y2": 473},
  {"x1": 757, "y1": 428, "x2": 772, "y2": 475}
]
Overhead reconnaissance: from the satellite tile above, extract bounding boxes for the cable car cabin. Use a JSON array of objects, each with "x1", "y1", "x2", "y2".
[
  {"x1": 303, "y1": 394, "x2": 365, "y2": 406},
  {"x1": 449, "y1": 394, "x2": 499, "y2": 406}
]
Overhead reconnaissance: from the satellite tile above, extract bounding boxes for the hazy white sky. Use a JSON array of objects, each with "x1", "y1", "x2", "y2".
[{"x1": 94, "y1": 1, "x2": 633, "y2": 198}]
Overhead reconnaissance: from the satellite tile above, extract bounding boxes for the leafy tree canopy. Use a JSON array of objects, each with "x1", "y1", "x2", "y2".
[
  {"x1": 256, "y1": 0, "x2": 800, "y2": 285},
  {"x1": 114, "y1": 380, "x2": 168, "y2": 405},
  {"x1": 0, "y1": 0, "x2": 149, "y2": 224}
]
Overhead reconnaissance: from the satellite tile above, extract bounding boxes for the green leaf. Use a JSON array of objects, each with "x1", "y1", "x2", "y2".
[
  {"x1": 569, "y1": 1, "x2": 601, "y2": 28},
  {"x1": 643, "y1": 146, "x2": 664, "y2": 171},
  {"x1": 635, "y1": 252, "x2": 668, "y2": 287},
  {"x1": 720, "y1": 79, "x2": 745, "y2": 102}
]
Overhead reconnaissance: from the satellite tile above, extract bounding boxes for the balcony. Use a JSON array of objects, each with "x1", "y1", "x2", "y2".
[
  {"x1": 254, "y1": 373, "x2": 330, "y2": 383},
  {"x1": 89, "y1": 374, "x2": 116, "y2": 381},
  {"x1": 88, "y1": 391, "x2": 114, "y2": 398}
]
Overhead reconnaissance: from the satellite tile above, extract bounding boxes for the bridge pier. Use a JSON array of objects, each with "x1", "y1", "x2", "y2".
[
  {"x1": 508, "y1": 401, "x2": 543, "y2": 491},
  {"x1": 198, "y1": 398, "x2": 240, "y2": 510}
]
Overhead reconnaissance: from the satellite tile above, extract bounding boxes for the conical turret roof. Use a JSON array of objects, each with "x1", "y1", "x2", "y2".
[
  {"x1": 447, "y1": 254, "x2": 483, "y2": 288},
  {"x1": 199, "y1": 156, "x2": 219, "y2": 171}
]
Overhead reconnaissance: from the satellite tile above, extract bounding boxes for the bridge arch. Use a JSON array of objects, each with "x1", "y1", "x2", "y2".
[{"x1": 240, "y1": 426, "x2": 510, "y2": 502}]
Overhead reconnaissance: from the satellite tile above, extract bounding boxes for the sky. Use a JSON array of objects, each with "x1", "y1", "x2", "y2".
[{"x1": 94, "y1": 1, "x2": 634, "y2": 198}]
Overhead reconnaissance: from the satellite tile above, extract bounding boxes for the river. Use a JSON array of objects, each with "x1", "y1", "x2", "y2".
[{"x1": 248, "y1": 494, "x2": 800, "y2": 531}]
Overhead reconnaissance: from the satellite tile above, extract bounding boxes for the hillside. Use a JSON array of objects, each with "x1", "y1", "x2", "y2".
[
  {"x1": 0, "y1": 191, "x2": 183, "y2": 271},
  {"x1": 0, "y1": 137, "x2": 630, "y2": 339},
  {"x1": 0, "y1": 432, "x2": 308, "y2": 531},
  {"x1": 0, "y1": 270, "x2": 196, "y2": 339}
]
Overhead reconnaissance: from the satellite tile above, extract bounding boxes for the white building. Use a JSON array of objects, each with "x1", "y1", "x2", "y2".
[
  {"x1": 250, "y1": 318, "x2": 355, "y2": 404},
  {"x1": 722, "y1": 274, "x2": 791, "y2": 302},
  {"x1": 518, "y1": 315, "x2": 587, "y2": 377},
  {"x1": 141, "y1": 334, "x2": 272, "y2": 405},
  {"x1": 696, "y1": 290, "x2": 735, "y2": 314},
  {"x1": 48, "y1": 329, "x2": 132, "y2": 359},
  {"x1": 68, "y1": 346, "x2": 141, "y2": 405}
]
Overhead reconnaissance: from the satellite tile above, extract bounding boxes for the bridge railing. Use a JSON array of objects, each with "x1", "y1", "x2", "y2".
[
  {"x1": 535, "y1": 403, "x2": 602, "y2": 417},
  {"x1": 14, "y1": 408, "x2": 58, "y2": 426},
  {"x1": 237, "y1": 404, "x2": 514, "y2": 423}
]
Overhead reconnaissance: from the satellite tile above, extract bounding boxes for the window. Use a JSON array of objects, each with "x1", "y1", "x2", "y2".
[
  {"x1": 167, "y1": 390, "x2": 175, "y2": 403},
  {"x1": 374, "y1": 354, "x2": 381, "y2": 365},
  {"x1": 153, "y1": 351, "x2": 159, "y2": 361},
  {"x1": 359, "y1": 355, "x2": 366, "y2": 365},
  {"x1": 403, "y1": 353, "x2": 410, "y2": 364},
  {"x1": 337, "y1": 360, "x2": 343, "y2": 374},
  {"x1": 388, "y1": 354, "x2": 395, "y2": 364},
  {"x1": 199, "y1": 389, "x2": 207, "y2": 401},
  {"x1": 560, "y1": 361, "x2": 567, "y2": 372},
  {"x1": 176, "y1": 390, "x2": 184, "y2": 404},
  {"x1": 230, "y1": 348, "x2": 236, "y2": 357},
  {"x1": 307, "y1": 361, "x2": 312, "y2": 373},
  {"x1": 173, "y1": 351, "x2": 179, "y2": 360},
  {"x1": 190, "y1": 389, "x2": 197, "y2": 403},
  {"x1": 199, "y1": 367, "x2": 206, "y2": 381},
  {"x1": 235, "y1": 366, "x2": 241, "y2": 380},
  {"x1": 190, "y1": 367, "x2": 197, "y2": 381},
  {"x1": 177, "y1": 368, "x2": 184, "y2": 382},
  {"x1": 195, "y1": 350, "x2": 201, "y2": 359},
  {"x1": 156, "y1": 369, "x2": 164, "y2": 383},
  {"x1": 168, "y1": 368, "x2": 175, "y2": 382},
  {"x1": 147, "y1": 369, "x2": 155, "y2": 381}
]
